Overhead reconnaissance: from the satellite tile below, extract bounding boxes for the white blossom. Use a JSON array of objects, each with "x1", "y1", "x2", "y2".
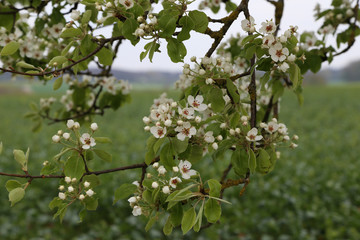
[
  {"x1": 132, "y1": 205, "x2": 142, "y2": 216},
  {"x1": 279, "y1": 62, "x2": 289, "y2": 72},
  {"x1": 269, "y1": 43, "x2": 289, "y2": 62},
  {"x1": 153, "y1": 162, "x2": 159, "y2": 168},
  {"x1": 128, "y1": 196, "x2": 137, "y2": 203},
  {"x1": 259, "y1": 20, "x2": 276, "y2": 34},
  {"x1": 241, "y1": 16, "x2": 255, "y2": 32},
  {"x1": 266, "y1": 120, "x2": 279, "y2": 133},
  {"x1": 287, "y1": 54, "x2": 296, "y2": 62},
  {"x1": 212, "y1": 142, "x2": 218, "y2": 150},
  {"x1": 169, "y1": 177, "x2": 182, "y2": 188},
  {"x1": 246, "y1": 128, "x2": 263, "y2": 142},
  {"x1": 178, "y1": 106, "x2": 195, "y2": 119},
  {"x1": 84, "y1": 181, "x2": 90, "y2": 188},
  {"x1": 188, "y1": 95, "x2": 207, "y2": 111},
  {"x1": 150, "y1": 126, "x2": 167, "y2": 138},
  {"x1": 68, "y1": 186, "x2": 74, "y2": 192},
  {"x1": 175, "y1": 122, "x2": 197, "y2": 141},
  {"x1": 204, "y1": 131, "x2": 215, "y2": 143},
  {"x1": 70, "y1": 10, "x2": 80, "y2": 21},
  {"x1": 80, "y1": 133, "x2": 96, "y2": 149},
  {"x1": 178, "y1": 160, "x2": 197, "y2": 179},
  {"x1": 119, "y1": 0, "x2": 134, "y2": 9},
  {"x1": 62, "y1": 132, "x2": 70, "y2": 140}
]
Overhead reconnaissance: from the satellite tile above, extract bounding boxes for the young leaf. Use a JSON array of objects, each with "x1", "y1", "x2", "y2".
[
  {"x1": 64, "y1": 155, "x2": 85, "y2": 180},
  {"x1": 93, "y1": 149, "x2": 112, "y2": 162},
  {"x1": 170, "y1": 203, "x2": 183, "y2": 226},
  {"x1": 9, "y1": 187, "x2": 25, "y2": 206},
  {"x1": 113, "y1": 183, "x2": 138, "y2": 204},
  {"x1": 248, "y1": 148, "x2": 257, "y2": 173},
  {"x1": 181, "y1": 207, "x2": 197, "y2": 234},
  {"x1": 60, "y1": 28, "x2": 82, "y2": 38},
  {"x1": 257, "y1": 148, "x2": 271, "y2": 174},
  {"x1": 167, "y1": 38, "x2": 187, "y2": 63},
  {"x1": 94, "y1": 137, "x2": 112, "y2": 144},
  {"x1": 178, "y1": 16, "x2": 195, "y2": 41},
  {"x1": 53, "y1": 77, "x2": 63, "y2": 91},
  {"x1": 16, "y1": 61, "x2": 37, "y2": 69},
  {"x1": 5, "y1": 180, "x2": 22, "y2": 192},
  {"x1": 145, "y1": 213, "x2": 158, "y2": 232},
  {"x1": 81, "y1": 10, "x2": 92, "y2": 25},
  {"x1": 208, "y1": 87, "x2": 225, "y2": 112},
  {"x1": 193, "y1": 200, "x2": 205, "y2": 232},
  {"x1": 160, "y1": 142, "x2": 174, "y2": 168},
  {"x1": 204, "y1": 199, "x2": 221, "y2": 223},
  {"x1": 13, "y1": 149, "x2": 27, "y2": 170},
  {"x1": 163, "y1": 215, "x2": 174, "y2": 235},
  {"x1": 1, "y1": 41, "x2": 20, "y2": 56},
  {"x1": 207, "y1": 179, "x2": 221, "y2": 198},
  {"x1": 96, "y1": 47, "x2": 113, "y2": 66}
]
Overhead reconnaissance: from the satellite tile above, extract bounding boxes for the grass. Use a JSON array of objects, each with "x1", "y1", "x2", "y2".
[{"x1": 0, "y1": 84, "x2": 360, "y2": 239}]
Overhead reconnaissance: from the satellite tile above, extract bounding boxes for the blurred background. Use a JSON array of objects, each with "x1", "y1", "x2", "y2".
[{"x1": 1, "y1": 0, "x2": 360, "y2": 239}]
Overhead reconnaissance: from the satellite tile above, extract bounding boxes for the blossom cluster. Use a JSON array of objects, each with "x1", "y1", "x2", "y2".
[
  {"x1": 134, "y1": 14, "x2": 158, "y2": 38},
  {"x1": 143, "y1": 93, "x2": 221, "y2": 151},
  {"x1": 52, "y1": 119, "x2": 98, "y2": 150},
  {"x1": 58, "y1": 177, "x2": 95, "y2": 201},
  {"x1": 128, "y1": 160, "x2": 198, "y2": 217}
]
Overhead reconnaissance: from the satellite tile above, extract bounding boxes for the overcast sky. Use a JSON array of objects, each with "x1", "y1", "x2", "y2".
[{"x1": 106, "y1": 0, "x2": 360, "y2": 72}]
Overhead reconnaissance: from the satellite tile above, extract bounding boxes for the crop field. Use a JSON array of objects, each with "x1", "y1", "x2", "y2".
[{"x1": 0, "y1": 84, "x2": 360, "y2": 240}]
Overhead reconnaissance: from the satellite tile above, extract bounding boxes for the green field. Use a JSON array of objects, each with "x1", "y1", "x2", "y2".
[{"x1": 0, "y1": 84, "x2": 360, "y2": 240}]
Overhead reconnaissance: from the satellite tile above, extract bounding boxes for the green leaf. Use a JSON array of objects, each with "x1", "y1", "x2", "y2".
[
  {"x1": 231, "y1": 148, "x2": 248, "y2": 177},
  {"x1": 113, "y1": 183, "x2": 137, "y2": 204},
  {"x1": 122, "y1": 18, "x2": 139, "y2": 45},
  {"x1": 204, "y1": 198, "x2": 221, "y2": 223},
  {"x1": 193, "y1": 200, "x2": 204, "y2": 232},
  {"x1": 208, "y1": 87, "x2": 225, "y2": 112},
  {"x1": 170, "y1": 203, "x2": 183, "y2": 226},
  {"x1": 81, "y1": 10, "x2": 92, "y2": 25},
  {"x1": 167, "y1": 38, "x2": 187, "y2": 63},
  {"x1": 158, "y1": 14, "x2": 177, "y2": 38},
  {"x1": 16, "y1": 61, "x2": 36, "y2": 70},
  {"x1": 171, "y1": 137, "x2": 188, "y2": 154},
  {"x1": 94, "y1": 137, "x2": 112, "y2": 144},
  {"x1": 13, "y1": 149, "x2": 27, "y2": 170},
  {"x1": 163, "y1": 215, "x2": 174, "y2": 235},
  {"x1": 49, "y1": 197, "x2": 62, "y2": 210},
  {"x1": 84, "y1": 197, "x2": 98, "y2": 210},
  {"x1": 140, "y1": 41, "x2": 160, "y2": 62},
  {"x1": 96, "y1": 47, "x2": 113, "y2": 66},
  {"x1": 160, "y1": 143, "x2": 174, "y2": 168},
  {"x1": 9, "y1": 187, "x2": 25, "y2": 206},
  {"x1": 53, "y1": 203, "x2": 67, "y2": 222},
  {"x1": 64, "y1": 155, "x2": 85, "y2": 180},
  {"x1": 245, "y1": 44, "x2": 257, "y2": 59},
  {"x1": 248, "y1": 149, "x2": 257, "y2": 173},
  {"x1": 53, "y1": 77, "x2": 63, "y2": 91},
  {"x1": 257, "y1": 148, "x2": 271, "y2": 174},
  {"x1": 6, "y1": 180, "x2": 22, "y2": 192},
  {"x1": 78, "y1": 208, "x2": 87, "y2": 222},
  {"x1": 93, "y1": 149, "x2": 112, "y2": 162},
  {"x1": 153, "y1": 137, "x2": 166, "y2": 154},
  {"x1": 62, "y1": 41, "x2": 75, "y2": 56},
  {"x1": 1, "y1": 41, "x2": 19, "y2": 56},
  {"x1": 188, "y1": 10, "x2": 208, "y2": 33},
  {"x1": 145, "y1": 214, "x2": 158, "y2": 231},
  {"x1": 181, "y1": 207, "x2": 197, "y2": 234},
  {"x1": 241, "y1": 34, "x2": 260, "y2": 46},
  {"x1": 60, "y1": 28, "x2": 83, "y2": 38},
  {"x1": 49, "y1": 56, "x2": 68, "y2": 67},
  {"x1": 178, "y1": 16, "x2": 195, "y2": 41},
  {"x1": 226, "y1": 79, "x2": 240, "y2": 104},
  {"x1": 207, "y1": 179, "x2": 221, "y2": 198},
  {"x1": 288, "y1": 63, "x2": 302, "y2": 88}
]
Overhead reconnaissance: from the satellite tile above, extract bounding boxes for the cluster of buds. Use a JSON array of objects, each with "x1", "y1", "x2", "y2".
[
  {"x1": 128, "y1": 160, "x2": 198, "y2": 217},
  {"x1": 52, "y1": 120, "x2": 98, "y2": 151},
  {"x1": 134, "y1": 14, "x2": 158, "y2": 38},
  {"x1": 58, "y1": 177, "x2": 94, "y2": 201}
]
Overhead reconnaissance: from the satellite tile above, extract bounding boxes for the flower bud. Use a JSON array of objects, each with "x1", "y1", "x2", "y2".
[
  {"x1": 205, "y1": 78, "x2": 214, "y2": 85},
  {"x1": 195, "y1": 116, "x2": 201, "y2": 123},
  {"x1": 86, "y1": 189, "x2": 94, "y2": 197},
  {"x1": 62, "y1": 132, "x2": 70, "y2": 140},
  {"x1": 164, "y1": 119, "x2": 172, "y2": 126},
  {"x1": 162, "y1": 186, "x2": 170, "y2": 194},
  {"x1": 57, "y1": 130, "x2": 63, "y2": 135},
  {"x1": 190, "y1": 56, "x2": 196, "y2": 62},
  {"x1": 68, "y1": 186, "x2": 74, "y2": 192},
  {"x1": 146, "y1": 173, "x2": 152, "y2": 178},
  {"x1": 73, "y1": 122, "x2": 80, "y2": 129},
  {"x1": 52, "y1": 135, "x2": 60, "y2": 143},
  {"x1": 128, "y1": 196, "x2": 137, "y2": 203},
  {"x1": 177, "y1": 120, "x2": 183, "y2": 126},
  {"x1": 199, "y1": 69, "x2": 206, "y2": 75},
  {"x1": 91, "y1": 123, "x2": 98, "y2": 131},
  {"x1": 283, "y1": 135, "x2": 290, "y2": 141},
  {"x1": 235, "y1": 128, "x2": 241, "y2": 134},
  {"x1": 71, "y1": 178, "x2": 77, "y2": 183},
  {"x1": 212, "y1": 142, "x2": 218, "y2": 150},
  {"x1": 292, "y1": 135, "x2": 299, "y2": 140},
  {"x1": 220, "y1": 123, "x2": 226, "y2": 129},
  {"x1": 144, "y1": 126, "x2": 150, "y2": 131},
  {"x1": 171, "y1": 102, "x2": 177, "y2": 108},
  {"x1": 84, "y1": 181, "x2": 90, "y2": 188},
  {"x1": 216, "y1": 135, "x2": 223, "y2": 141},
  {"x1": 157, "y1": 166, "x2": 167, "y2": 175},
  {"x1": 152, "y1": 181, "x2": 159, "y2": 188},
  {"x1": 260, "y1": 122, "x2": 267, "y2": 128},
  {"x1": 65, "y1": 176, "x2": 71, "y2": 184},
  {"x1": 172, "y1": 166, "x2": 179, "y2": 172},
  {"x1": 229, "y1": 129, "x2": 235, "y2": 135},
  {"x1": 153, "y1": 162, "x2": 159, "y2": 168},
  {"x1": 58, "y1": 185, "x2": 65, "y2": 191},
  {"x1": 79, "y1": 194, "x2": 85, "y2": 200},
  {"x1": 59, "y1": 192, "x2": 66, "y2": 200}
]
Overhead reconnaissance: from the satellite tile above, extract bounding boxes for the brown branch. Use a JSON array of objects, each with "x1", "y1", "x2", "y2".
[
  {"x1": 0, "y1": 36, "x2": 124, "y2": 77},
  {"x1": 220, "y1": 163, "x2": 232, "y2": 184},
  {"x1": 205, "y1": 0, "x2": 250, "y2": 58}
]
